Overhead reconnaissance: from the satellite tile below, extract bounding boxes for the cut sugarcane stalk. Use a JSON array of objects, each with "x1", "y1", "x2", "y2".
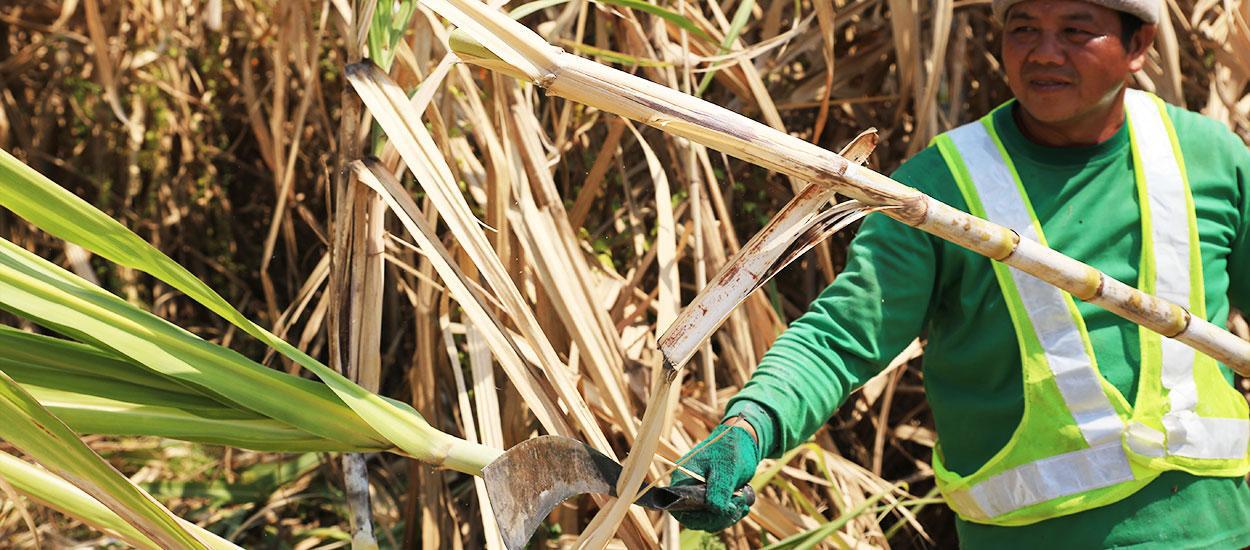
[{"x1": 442, "y1": 32, "x2": 1250, "y2": 375}]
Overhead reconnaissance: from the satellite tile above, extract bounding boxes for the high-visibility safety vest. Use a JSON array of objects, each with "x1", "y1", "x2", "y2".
[{"x1": 930, "y1": 89, "x2": 1250, "y2": 526}]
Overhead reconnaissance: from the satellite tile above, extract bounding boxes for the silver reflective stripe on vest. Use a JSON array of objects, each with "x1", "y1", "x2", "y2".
[
  {"x1": 947, "y1": 120, "x2": 1124, "y2": 450},
  {"x1": 1124, "y1": 89, "x2": 1250, "y2": 460},
  {"x1": 946, "y1": 441, "x2": 1133, "y2": 520}
]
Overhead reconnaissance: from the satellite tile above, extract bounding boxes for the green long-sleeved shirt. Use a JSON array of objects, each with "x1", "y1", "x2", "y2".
[{"x1": 726, "y1": 100, "x2": 1250, "y2": 548}]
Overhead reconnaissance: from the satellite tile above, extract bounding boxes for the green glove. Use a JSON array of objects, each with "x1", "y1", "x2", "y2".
[{"x1": 669, "y1": 422, "x2": 761, "y2": 532}]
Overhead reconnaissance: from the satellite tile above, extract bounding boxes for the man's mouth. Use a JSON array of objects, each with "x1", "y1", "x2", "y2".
[{"x1": 1026, "y1": 77, "x2": 1074, "y2": 91}]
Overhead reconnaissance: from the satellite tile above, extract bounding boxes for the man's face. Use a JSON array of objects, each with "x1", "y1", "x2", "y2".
[{"x1": 1001, "y1": 0, "x2": 1149, "y2": 124}]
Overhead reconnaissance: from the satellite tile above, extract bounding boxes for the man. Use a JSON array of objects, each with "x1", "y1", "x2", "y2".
[{"x1": 669, "y1": 0, "x2": 1250, "y2": 547}]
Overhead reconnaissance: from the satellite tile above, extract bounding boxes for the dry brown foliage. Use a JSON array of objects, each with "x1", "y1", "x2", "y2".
[{"x1": 1, "y1": 0, "x2": 1248, "y2": 547}]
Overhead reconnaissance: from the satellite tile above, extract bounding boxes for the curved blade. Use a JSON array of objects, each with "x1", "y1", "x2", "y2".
[
  {"x1": 482, "y1": 436, "x2": 621, "y2": 550},
  {"x1": 482, "y1": 435, "x2": 749, "y2": 547}
]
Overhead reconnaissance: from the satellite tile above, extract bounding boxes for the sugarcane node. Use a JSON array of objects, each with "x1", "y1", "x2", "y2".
[
  {"x1": 1073, "y1": 266, "x2": 1103, "y2": 302},
  {"x1": 1138, "y1": 298, "x2": 1181, "y2": 337},
  {"x1": 1166, "y1": 305, "x2": 1192, "y2": 339},
  {"x1": 991, "y1": 228, "x2": 1021, "y2": 262},
  {"x1": 344, "y1": 59, "x2": 377, "y2": 77},
  {"x1": 1126, "y1": 286, "x2": 1145, "y2": 310},
  {"x1": 664, "y1": 360, "x2": 681, "y2": 382},
  {"x1": 889, "y1": 193, "x2": 930, "y2": 227},
  {"x1": 1092, "y1": 273, "x2": 1109, "y2": 301},
  {"x1": 535, "y1": 71, "x2": 558, "y2": 88}
]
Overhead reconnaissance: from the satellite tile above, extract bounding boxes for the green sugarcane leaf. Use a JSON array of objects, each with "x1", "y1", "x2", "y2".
[
  {"x1": 564, "y1": 41, "x2": 672, "y2": 67},
  {"x1": 0, "y1": 325, "x2": 198, "y2": 396},
  {"x1": 760, "y1": 485, "x2": 898, "y2": 550},
  {"x1": 22, "y1": 386, "x2": 363, "y2": 452},
  {"x1": 0, "y1": 451, "x2": 154, "y2": 548},
  {"x1": 0, "y1": 328, "x2": 367, "y2": 451},
  {"x1": 0, "y1": 235, "x2": 389, "y2": 452},
  {"x1": 368, "y1": 0, "x2": 419, "y2": 71},
  {"x1": 0, "y1": 451, "x2": 240, "y2": 550},
  {"x1": 12, "y1": 366, "x2": 234, "y2": 413},
  {"x1": 595, "y1": 0, "x2": 711, "y2": 43},
  {"x1": 0, "y1": 370, "x2": 209, "y2": 549},
  {"x1": 0, "y1": 147, "x2": 494, "y2": 473},
  {"x1": 696, "y1": 0, "x2": 754, "y2": 96}
]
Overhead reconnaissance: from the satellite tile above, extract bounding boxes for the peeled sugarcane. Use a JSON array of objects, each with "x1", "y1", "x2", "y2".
[{"x1": 442, "y1": 31, "x2": 1250, "y2": 376}]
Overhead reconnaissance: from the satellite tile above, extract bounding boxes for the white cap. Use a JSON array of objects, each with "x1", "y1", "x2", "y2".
[{"x1": 992, "y1": 0, "x2": 1160, "y2": 24}]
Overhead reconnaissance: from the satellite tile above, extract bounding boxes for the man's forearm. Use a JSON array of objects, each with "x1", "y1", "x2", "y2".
[{"x1": 717, "y1": 212, "x2": 936, "y2": 459}]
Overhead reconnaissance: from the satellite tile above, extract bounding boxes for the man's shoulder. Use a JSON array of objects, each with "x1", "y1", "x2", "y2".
[
  {"x1": 1164, "y1": 102, "x2": 1247, "y2": 153},
  {"x1": 1162, "y1": 102, "x2": 1250, "y2": 196}
]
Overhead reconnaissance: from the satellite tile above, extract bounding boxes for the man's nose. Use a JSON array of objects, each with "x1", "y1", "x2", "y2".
[{"x1": 1026, "y1": 32, "x2": 1066, "y2": 65}]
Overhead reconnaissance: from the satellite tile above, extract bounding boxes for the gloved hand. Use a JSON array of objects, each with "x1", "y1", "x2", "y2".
[{"x1": 669, "y1": 421, "x2": 761, "y2": 531}]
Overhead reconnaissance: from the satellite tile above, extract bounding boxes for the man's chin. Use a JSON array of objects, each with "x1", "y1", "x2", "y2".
[{"x1": 1015, "y1": 99, "x2": 1080, "y2": 126}]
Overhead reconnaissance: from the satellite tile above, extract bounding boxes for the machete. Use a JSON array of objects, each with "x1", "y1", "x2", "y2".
[{"x1": 482, "y1": 435, "x2": 756, "y2": 549}]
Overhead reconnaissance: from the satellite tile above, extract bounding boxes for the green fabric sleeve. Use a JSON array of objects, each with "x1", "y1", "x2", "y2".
[
  {"x1": 723, "y1": 152, "x2": 947, "y2": 458},
  {"x1": 1227, "y1": 136, "x2": 1250, "y2": 312}
]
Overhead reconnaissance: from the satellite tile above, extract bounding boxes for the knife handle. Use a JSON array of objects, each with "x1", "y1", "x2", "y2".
[{"x1": 644, "y1": 484, "x2": 756, "y2": 512}]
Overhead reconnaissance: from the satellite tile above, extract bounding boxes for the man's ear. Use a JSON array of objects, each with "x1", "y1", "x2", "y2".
[{"x1": 1127, "y1": 23, "x2": 1158, "y2": 73}]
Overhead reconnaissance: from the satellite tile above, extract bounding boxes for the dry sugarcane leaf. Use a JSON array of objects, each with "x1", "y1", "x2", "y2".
[
  {"x1": 346, "y1": 63, "x2": 623, "y2": 456},
  {"x1": 440, "y1": 303, "x2": 505, "y2": 548},
  {"x1": 352, "y1": 160, "x2": 573, "y2": 438}
]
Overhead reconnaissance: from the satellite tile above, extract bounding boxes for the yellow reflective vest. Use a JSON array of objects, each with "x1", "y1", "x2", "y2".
[{"x1": 930, "y1": 89, "x2": 1250, "y2": 526}]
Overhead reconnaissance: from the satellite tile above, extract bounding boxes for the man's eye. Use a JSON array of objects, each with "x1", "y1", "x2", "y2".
[
  {"x1": 1010, "y1": 25, "x2": 1038, "y2": 34},
  {"x1": 1065, "y1": 28, "x2": 1094, "y2": 37}
]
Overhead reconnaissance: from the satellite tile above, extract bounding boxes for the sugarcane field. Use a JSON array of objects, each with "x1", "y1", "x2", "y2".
[{"x1": 4, "y1": 0, "x2": 1250, "y2": 548}]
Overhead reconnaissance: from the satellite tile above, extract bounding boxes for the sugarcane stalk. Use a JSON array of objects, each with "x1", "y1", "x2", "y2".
[
  {"x1": 445, "y1": 33, "x2": 1250, "y2": 376},
  {"x1": 335, "y1": 0, "x2": 382, "y2": 546}
]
